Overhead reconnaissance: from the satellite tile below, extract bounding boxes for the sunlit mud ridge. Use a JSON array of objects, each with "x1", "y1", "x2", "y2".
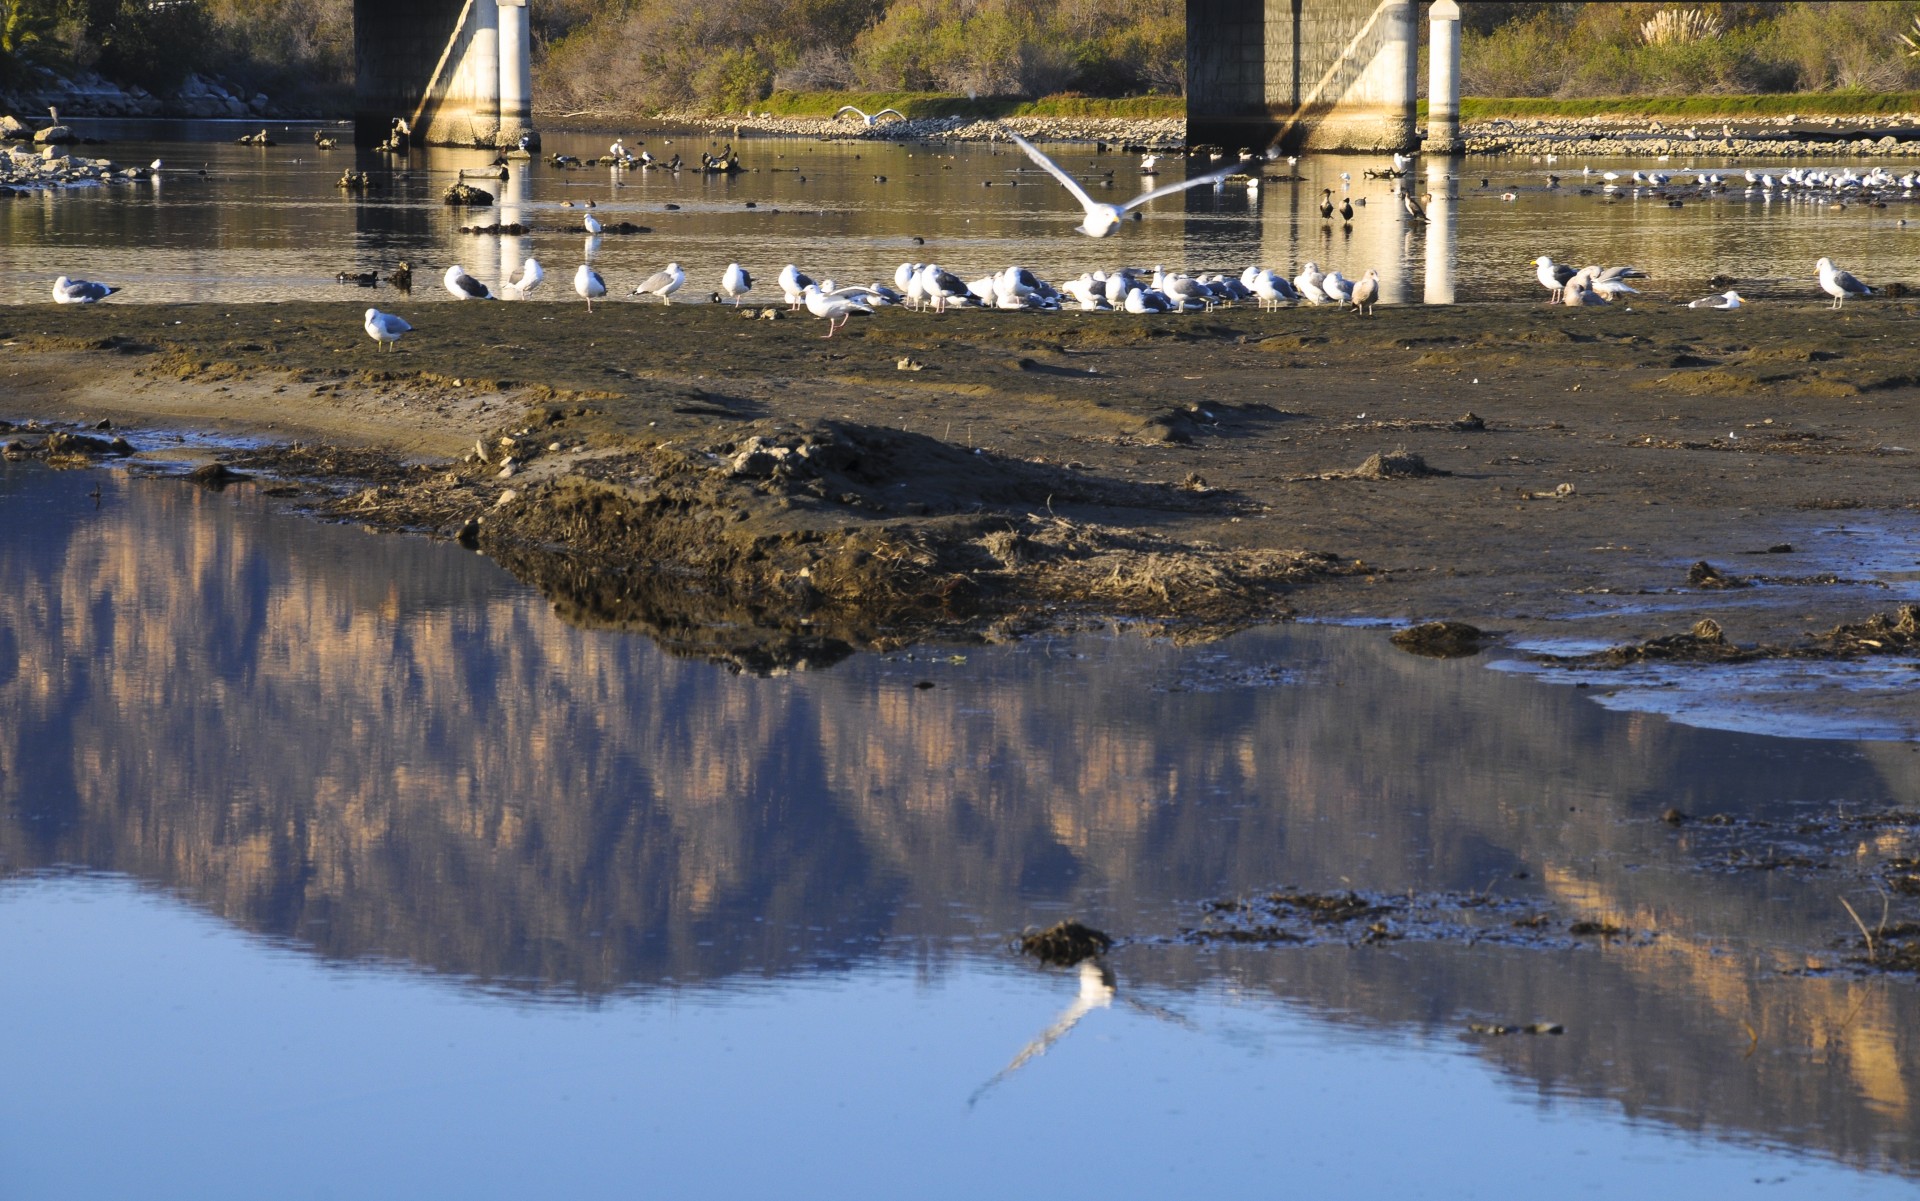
[
  {"x1": 229, "y1": 415, "x2": 1352, "y2": 669},
  {"x1": 1538, "y1": 606, "x2": 1920, "y2": 669}
]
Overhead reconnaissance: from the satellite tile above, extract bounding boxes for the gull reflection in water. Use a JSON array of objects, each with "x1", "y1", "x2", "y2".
[{"x1": 970, "y1": 961, "x2": 1193, "y2": 1105}]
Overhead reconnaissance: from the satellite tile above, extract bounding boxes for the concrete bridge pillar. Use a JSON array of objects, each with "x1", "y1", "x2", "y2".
[
  {"x1": 354, "y1": 0, "x2": 535, "y2": 148},
  {"x1": 1303, "y1": 0, "x2": 1417, "y2": 151},
  {"x1": 498, "y1": 0, "x2": 537, "y2": 149},
  {"x1": 1426, "y1": 0, "x2": 1462, "y2": 153}
]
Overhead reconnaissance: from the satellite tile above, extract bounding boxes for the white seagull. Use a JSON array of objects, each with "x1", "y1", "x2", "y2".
[
  {"x1": 444, "y1": 265, "x2": 493, "y2": 300},
  {"x1": 632, "y1": 262, "x2": 686, "y2": 303},
  {"x1": 1533, "y1": 255, "x2": 1576, "y2": 302},
  {"x1": 1004, "y1": 131, "x2": 1245, "y2": 237},
  {"x1": 779, "y1": 264, "x2": 817, "y2": 309},
  {"x1": 834, "y1": 105, "x2": 905, "y2": 127},
  {"x1": 802, "y1": 283, "x2": 871, "y2": 337},
  {"x1": 1816, "y1": 257, "x2": 1872, "y2": 309},
  {"x1": 574, "y1": 263, "x2": 607, "y2": 312},
  {"x1": 1349, "y1": 268, "x2": 1380, "y2": 316},
  {"x1": 51, "y1": 276, "x2": 120, "y2": 304},
  {"x1": 1687, "y1": 290, "x2": 1744, "y2": 309},
  {"x1": 721, "y1": 263, "x2": 753, "y2": 304},
  {"x1": 500, "y1": 256, "x2": 544, "y2": 299},
  {"x1": 364, "y1": 308, "x2": 411, "y2": 351},
  {"x1": 583, "y1": 211, "x2": 603, "y2": 235}
]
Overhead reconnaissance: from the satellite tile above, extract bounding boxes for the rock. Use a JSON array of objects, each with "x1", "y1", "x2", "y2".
[
  {"x1": 1390, "y1": 620, "x2": 1486, "y2": 658},
  {"x1": 0, "y1": 115, "x2": 27, "y2": 139},
  {"x1": 1017, "y1": 920, "x2": 1113, "y2": 966},
  {"x1": 442, "y1": 181, "x2": 493, "y2": 206},
  {"x1": 185, "y1": 462, "x2": 248, "y2": 489},
  {"x1": 33, "y1": 125, "x2": 74, "y2": 145}
]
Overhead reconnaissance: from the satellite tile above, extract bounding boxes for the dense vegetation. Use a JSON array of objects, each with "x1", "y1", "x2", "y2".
[
  {"x1": 4, "y1": 0, "x2": 1920, "y2": 113},
  {"x1": 1460, "y1": 2, "x2": 1920, "y2": 98}
]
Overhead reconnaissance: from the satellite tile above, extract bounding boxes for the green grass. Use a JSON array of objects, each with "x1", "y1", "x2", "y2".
[
  {"x1": 752, "y1": 90, "x2": 1184, "y2": 120},
  {"x1": 1455, "y1": 92, "x2": 1920, "y2": 120}
]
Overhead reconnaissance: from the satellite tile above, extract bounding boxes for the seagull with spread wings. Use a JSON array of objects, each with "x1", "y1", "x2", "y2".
[{"x1": 1003, "y1": 131, "x2": 1248, "y2": 237}]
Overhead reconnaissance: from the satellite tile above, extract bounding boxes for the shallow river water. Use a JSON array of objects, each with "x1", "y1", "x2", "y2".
[
  {"x1": 4, "y1": 119, "x2": 1920, "y2": 308},
  {"x1": 3, "y1": 459, "x2": 1919, "y2": 1197}
]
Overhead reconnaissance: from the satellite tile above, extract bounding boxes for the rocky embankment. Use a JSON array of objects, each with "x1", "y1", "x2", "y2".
[
  {"x1": 1464, "y1": 112, "x2": 1920, "y2": 158},
  {"x1": 642, "y1": 108, "x2": 1188, "y2": 148},
  {"x1": 0, "y1": 68, "x2": 270, "y2": 122}
]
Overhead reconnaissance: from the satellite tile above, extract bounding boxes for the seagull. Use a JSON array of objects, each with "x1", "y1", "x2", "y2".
[
  {"x1": 632, "y1": 262, "x2": 686, "y2": 303},
  {"x1": 583, "y1": 211, "x2": 603, "y2": 235},
  {"x1": 148, "y1": 158, "x2": 162, "y2": 172},
  {"x1": 915, "y1": 263, "x2": 972, "y2": 312},
  {"x1": 364, "y1": 308, "x2": 411, "y2": 351},
  {"x1": 500, "y1": 256, "x2": 544, "y2": 299},
  {"x1": 1562, "y1": 279, "x2": 1608, "y2": 307},
  {"x1": 1294, "y1": 262, "x2": 1328, "y2": 305},
  {"x1": 1320, "y1": 270, "x2": 1354, "y2": 304},
  {"x1": 444, "y1": 265, "x2": 493, "y2": 300},
  {"x1": 802, "y1": 283, "x2": 870, "y2": 337},
  {"x1": 1578, "y1": 265, "x2": 1641, "y2": 298},
  {"x1": 1004, "y1": 131, "x2": 1244, "y2": 237},
  {"x1": 834, "y1": 105, "x2": 905, "y2": 127},
  {"x1": 1687, "y1": 290, "x2": 1744, "y2": 309},
  {"x1": 1533, "y1": 255, "x2": 1576, "y2": 302},
  {"x1": 1816, "y1": 256, "x2": 1872, "y2": 308},
  {"x1": 1140, "y1": 154, "x2": 1159, "y2": 175},
  {"x1": 574, "y1": 263, "x2": 607, "y2": 311},
  {"x1": 779, "y1": 264, "x2": 817, "y2": 308},
  {"x1": 721, "y1": 262, "x2": 753, "y2": 304},
  {"x1": 51, "y1": 276, "x2": 120, "y2": 304},
  {"x1": 1349, "y1": 268, "x2": 1380, "y2": 316}
]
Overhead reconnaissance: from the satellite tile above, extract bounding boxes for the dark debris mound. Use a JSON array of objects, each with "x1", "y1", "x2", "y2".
[
  {"x1": 1390, "y1": 620, "x2": 1486, "y2": 658},
  {"x1": 1351, "y1": 449, "x2": 1449, "y2": 480},
  {"x1": 1686, "y1": 560, "x2": 1747, "y2": 589},
  {"x1": 1820, "y1": 604, "x2": 1920, "y2": 656},
  {"x1": 442, "y1": 182, "x2": 493, "y2": 207},
  {"x1": 1018, "y1": 920, "x2": 1113, "y2": 966}
]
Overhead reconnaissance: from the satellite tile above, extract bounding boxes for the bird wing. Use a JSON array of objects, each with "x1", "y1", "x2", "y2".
[
  {"x1": 874, "y1": 109, "x2": 904, "y2": 121},
  {"x1": 637, "y1": 270, "x2": 674, "y2": 294},
  {"x1": 1834, "y1": 269, "x2": 1870, "y2": 293},
  {"x1": 1004, "y1": 132, "x2": 1100, "y2": 216},
  {"x1": 834, "y1": 105, "x2": 866, "y2": 121},
  {"x1": 1119, "y1": 156, "x2": 1246, "y2": 214},
  {"x1": 455, "y1": 272, "x2": 491, "y2": 299}
]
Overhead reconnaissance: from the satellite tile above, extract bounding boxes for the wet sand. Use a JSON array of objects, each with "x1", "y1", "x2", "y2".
[{"x1": 4, "y1": 297, "x2": 1919, "y2": 664}]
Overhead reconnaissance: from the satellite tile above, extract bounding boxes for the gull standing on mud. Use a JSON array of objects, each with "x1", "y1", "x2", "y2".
[
  {"x1": 364, "y1": 308, "x2": 411, "y2": 350},
  {"x1": 574, "y1": 263, "x2": 607, "y2": 312},
  {"x1": 444, "y1": 265, "x2": 493, "y2": 300},
  {"x1": 500, "y1": 256, "x2": 544, "y2": 299},
  {"x1": 632, "y1": 263, "x2": 686, "y2": 303},
  {"x1": 1817, "y1": 257, "x2": 1873, "y2": 308},
  {"x1": 1532, "y1": 255, "x2": 1575, "y2": 302},
  {"x1": 1349, "y1": 269, "x2": 1380, "y2": 316},
  {"x1": 51, "y1": 276, "x2": 120, "y2": 304},
  {"x1": 802, "y1": 283, "x2": 871, "y2": 337},
  {"x1": 720, "y1": 263, "x2": 753, "y2": 304},
  {"x1": 1003, "y1": 131, "x2": 1246, "y2": 237}
]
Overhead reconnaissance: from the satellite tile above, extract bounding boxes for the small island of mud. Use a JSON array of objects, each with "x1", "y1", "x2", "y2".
[{"x1": 3, "y1": 297, "x2": 1919, "y2": 669}]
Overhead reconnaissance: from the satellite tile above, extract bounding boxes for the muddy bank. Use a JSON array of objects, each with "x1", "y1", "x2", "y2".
[{"x1": 4, "y1": 298, "x2": 1920, "y2": 666}]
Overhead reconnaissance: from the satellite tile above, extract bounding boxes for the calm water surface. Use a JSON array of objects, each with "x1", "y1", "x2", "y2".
[
  {"x1": 2, "y1": 458, "x2": 1918, "y2": 1198},
  {"x1": 3, "y1": 119, "x2": 1920, "y2": 307}
]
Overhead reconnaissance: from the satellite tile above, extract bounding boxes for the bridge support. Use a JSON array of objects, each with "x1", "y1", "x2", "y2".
[
  {"x1": 1188, "y1": 0, "x2": 1418, "y2": 153},
  {"x1": 354, "y1": 0, "x2": 537, "y2": 148},
  {"x1": 1426, "y1": 0, "x2": 1462, "y2": 153}
]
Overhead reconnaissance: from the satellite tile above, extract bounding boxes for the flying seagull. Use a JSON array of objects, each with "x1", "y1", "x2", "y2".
[
  {"x1": 834, "y1": 105, "x2": 905, "y2": 127},
  {"x1": 1004, "y1": 131, "x2": 1246, "y2": 237}
]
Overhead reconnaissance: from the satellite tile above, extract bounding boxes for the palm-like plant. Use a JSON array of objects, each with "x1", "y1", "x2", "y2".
[{"x1": 1902, "y1": 14, "x2": 1920, "y2": 60}]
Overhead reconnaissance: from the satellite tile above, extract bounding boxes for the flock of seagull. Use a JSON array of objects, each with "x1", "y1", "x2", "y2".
[{"x1": 44, "y1": 126, "x2": 1892, "y2": 346}]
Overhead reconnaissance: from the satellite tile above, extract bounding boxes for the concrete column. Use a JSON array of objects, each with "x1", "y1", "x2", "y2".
[
  {"x1": 468, "y1": 1, "x2": 500, "y2": 132},
  {"x1": 498, "y1": 0, "x2": 537, "y2": 149},
  {"x1": 1300, "y1": 0, "x2": 1417, "y2": 152},
  {"x1": 1426, "y1": 0, "x2": 1462, "y2": 153}
]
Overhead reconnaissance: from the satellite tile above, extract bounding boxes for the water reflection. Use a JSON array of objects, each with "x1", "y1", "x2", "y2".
[
  {"x1": 1, "y1": 459, "x2": 1917, "y2": 1180},
  {"x1": 6, "y1": 122, "x2": 1920, "y2": 306}
]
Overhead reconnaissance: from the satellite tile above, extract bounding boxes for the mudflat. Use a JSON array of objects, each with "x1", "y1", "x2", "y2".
[{"x1": 3, "y1": 298, "x2": 1917, "y2": 665}]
